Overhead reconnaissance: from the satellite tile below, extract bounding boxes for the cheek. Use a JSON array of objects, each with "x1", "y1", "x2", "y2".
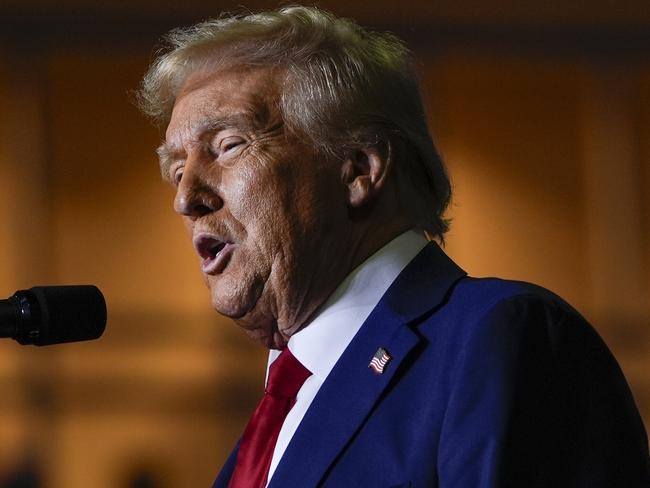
[
  {"x1": 225, "y1": 163, "x2": 266, "y2": 210},
  {"x1": 223, "y1": 151, "x2": 342, "y2": 254},
  {"x1": 225, "y1": 165, "x2": 289, "y2": 232}
]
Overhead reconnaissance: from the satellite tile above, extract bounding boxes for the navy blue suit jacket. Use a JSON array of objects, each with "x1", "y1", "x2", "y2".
[{"x1": 214, "y1": 243, "x2": 650, "y2": 487}]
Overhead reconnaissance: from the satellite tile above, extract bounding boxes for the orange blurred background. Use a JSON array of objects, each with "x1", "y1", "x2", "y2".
[{"x1": 0, "y1": 1, "x2": 648, "y2": 486}]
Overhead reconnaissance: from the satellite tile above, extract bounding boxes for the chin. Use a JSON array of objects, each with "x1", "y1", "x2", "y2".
[
  {"x1": 210, "y1": 296, "x2": 248, "y2": 320},
  {"x1": 206, "y1": 273, "x2": 260, "y2": 319},
  {"x1": 208, "y1": 282, "x2": 281, "y2": 345},
  {"x1": 206, "y1": 270, "x2": 288, "y2": 348}
]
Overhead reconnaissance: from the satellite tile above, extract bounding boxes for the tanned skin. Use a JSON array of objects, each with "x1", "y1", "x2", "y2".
[{"x1": 160, "y1": 65, "x2": 409, "y2": 348}]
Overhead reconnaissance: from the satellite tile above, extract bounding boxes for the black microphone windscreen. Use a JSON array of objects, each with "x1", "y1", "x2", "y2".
[{"x1": 28, "y1": 285, "x2": 107, "y2": 346}]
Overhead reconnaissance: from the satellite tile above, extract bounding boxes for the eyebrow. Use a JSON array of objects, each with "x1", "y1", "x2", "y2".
[{"x1": 156, "y1": 113, "x2": 257, "y2": 179}]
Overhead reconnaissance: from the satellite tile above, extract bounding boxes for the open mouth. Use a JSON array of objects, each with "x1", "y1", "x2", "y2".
[{"x1": 193, "y1": 234, "x2": 235, "y2": 274}]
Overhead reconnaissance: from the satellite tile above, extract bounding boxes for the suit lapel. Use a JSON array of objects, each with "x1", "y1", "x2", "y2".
[
  {"x1": 212, "y1": 440, "x2": 240, "y2": 488},
  {"x1": 268, "y1": 243, "x2": 466, "y2": 487}
]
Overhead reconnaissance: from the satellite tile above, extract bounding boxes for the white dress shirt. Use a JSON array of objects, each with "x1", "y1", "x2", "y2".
[{"x1": 264, "y1": 230, "x2": 428, "y2": 485}]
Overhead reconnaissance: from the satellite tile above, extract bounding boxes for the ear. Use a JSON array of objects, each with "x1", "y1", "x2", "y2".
[{"x1": 341, "y1": 142, "x2": 392, "y2": 208}]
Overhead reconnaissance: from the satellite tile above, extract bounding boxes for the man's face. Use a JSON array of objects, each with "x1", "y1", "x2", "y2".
[{"x1": 161, "y1": 66, "x2": 353, "y2": 348}]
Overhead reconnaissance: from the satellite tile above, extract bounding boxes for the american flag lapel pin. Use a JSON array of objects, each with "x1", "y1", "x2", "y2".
[{"x1": 368, "y1": 347, "x2": 392, "y2": 375}]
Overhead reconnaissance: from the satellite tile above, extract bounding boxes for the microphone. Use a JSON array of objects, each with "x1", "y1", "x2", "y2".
[{"x1": 0, "y1": 285, "x2": 106, "y2": 346}]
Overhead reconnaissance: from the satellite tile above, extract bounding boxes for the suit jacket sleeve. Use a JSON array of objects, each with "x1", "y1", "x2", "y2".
[{"x1": 437, "y1": 292, "x2": 650, "y2": 487}]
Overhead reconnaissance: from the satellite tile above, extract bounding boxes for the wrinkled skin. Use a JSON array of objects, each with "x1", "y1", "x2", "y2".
[{"x1": 161, "y1": 65, "x2": 407, "y2": 348}]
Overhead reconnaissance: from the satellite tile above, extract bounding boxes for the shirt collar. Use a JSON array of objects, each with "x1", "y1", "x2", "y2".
[{"x1": 267, "y1": 230, "x2": 428, "y2": 382}]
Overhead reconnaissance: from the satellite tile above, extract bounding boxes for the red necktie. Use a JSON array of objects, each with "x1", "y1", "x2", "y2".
[{"x1": 228, "y1": 347, "x2": 312, "y2": 488}]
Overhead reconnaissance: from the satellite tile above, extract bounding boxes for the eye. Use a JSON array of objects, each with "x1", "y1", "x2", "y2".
[
  {"x1": 172, "y1": 166, "x2": 184, "y2": 185},
  {"x1": 219, "y1": 136, "x2": 245, "y2": 155}
]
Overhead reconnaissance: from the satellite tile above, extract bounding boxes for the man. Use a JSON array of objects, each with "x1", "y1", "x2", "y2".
[{"x1": 138, "y1": 6, "x2": 650, "y2": 487}]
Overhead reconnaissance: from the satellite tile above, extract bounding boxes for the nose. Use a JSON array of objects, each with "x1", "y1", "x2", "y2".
[{"x1": 173, "y1": 165, "x2": 223, "y2": 219}]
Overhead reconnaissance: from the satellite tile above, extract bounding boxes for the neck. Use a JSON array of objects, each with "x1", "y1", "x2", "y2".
[{"x1": 284, "y1": 218, "x2": 413, "y2": 338}]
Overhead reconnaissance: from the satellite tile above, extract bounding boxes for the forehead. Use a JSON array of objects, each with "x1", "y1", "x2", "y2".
[{"x1": 165, "y1": 65, "x2": 283, "y2": 142}]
